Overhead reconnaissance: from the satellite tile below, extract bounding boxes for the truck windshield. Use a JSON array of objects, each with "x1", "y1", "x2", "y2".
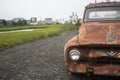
[{"x1": 84, "y1": 7, "x2": 120, "y2": 22}]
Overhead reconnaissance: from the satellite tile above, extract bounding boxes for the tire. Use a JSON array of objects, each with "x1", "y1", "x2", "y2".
[{"x1": 68, "y1": 72, "x2": 87, "y2": 80}]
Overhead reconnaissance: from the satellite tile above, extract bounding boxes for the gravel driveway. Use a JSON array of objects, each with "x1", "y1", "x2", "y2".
[{"x1": 0, "y1": 30, "x2": 119, "y2": 80}]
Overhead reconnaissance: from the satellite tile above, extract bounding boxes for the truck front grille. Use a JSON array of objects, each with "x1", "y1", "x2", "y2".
[{"x1": 91, "y1": 57, "x2": 120, "y2": 66}]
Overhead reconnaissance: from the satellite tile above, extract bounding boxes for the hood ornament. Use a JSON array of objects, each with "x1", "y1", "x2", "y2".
[{"x1": 107, "y1": 51, "x2": 117, "y2": 56}]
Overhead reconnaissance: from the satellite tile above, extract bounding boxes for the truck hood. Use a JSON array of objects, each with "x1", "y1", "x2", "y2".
[{"x1": 79, "y1": 22, "x2": 120, "y2": 45}]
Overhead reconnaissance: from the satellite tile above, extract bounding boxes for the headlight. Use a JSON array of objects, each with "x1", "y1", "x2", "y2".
[{"x1": 69, "y1": 49, "x2": 81, "y2": 61}]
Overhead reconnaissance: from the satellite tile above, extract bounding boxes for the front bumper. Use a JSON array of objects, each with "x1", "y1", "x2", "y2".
[{"x1": 66, "y1": 63, "x2": 120, "y2": 76}]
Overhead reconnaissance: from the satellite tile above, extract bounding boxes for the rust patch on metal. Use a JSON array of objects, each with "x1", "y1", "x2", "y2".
[
  {"x1": 64, "y1": 2, "x2": 120, "y2": 76},
  {"x1": 78, "y1": 22, "x2": 120, "y2": 45}
]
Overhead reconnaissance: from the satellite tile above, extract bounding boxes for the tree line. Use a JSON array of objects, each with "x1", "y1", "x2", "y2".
[{"x1": 0, "y1": 19, "x2": 27, "y2": 27}]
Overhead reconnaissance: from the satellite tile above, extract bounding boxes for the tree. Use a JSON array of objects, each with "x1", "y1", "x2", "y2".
[
  {"x1": 2, "y1": 19, "x2": 7, "y2": 26},
  {"x1": 0, "y1": 19, "x2": 7, "y2": 27},
  {"x1": 11, "y1": 19, "x2": 27, "y2": 26}
]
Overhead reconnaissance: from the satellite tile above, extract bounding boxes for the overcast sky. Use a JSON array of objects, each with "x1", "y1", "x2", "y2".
[{"x1": 0, "y1": 0, "x2": 120, "y2": 20}]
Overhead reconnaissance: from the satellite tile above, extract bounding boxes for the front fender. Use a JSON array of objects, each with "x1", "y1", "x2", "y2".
[{"x1": 64, "y1": 35, "x2": 79, "y2": 54}]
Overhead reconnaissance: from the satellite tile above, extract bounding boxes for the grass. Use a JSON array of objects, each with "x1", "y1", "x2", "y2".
[
  {"x1": 0, "y1": 23, "x2": 75, "y2": 50},
  {"x1": 0, "y1": 25, "x2": 49, "y2": 32}
]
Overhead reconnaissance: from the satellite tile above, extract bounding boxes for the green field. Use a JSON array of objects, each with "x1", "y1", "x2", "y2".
[
  {"x1": 0, "y1": 25, "x2": 49, "y2": 32},
  {"x1": 0, "y1": 23, "x2": 75, "y2": 50}
]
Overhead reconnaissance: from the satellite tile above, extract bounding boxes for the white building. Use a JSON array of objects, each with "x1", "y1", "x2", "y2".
[
  {"x1": 30, "y1": 17, "x2": 37, "y2": 25},
  {"x1": 44, "y1": 18, "x2": 53, "y2": 24},
  {"x1": 69, "y1": 13, "x2": 79, "y2": 24},
  {"x1": 13, "y1": 18, "x2": 25, "y2": 22}
]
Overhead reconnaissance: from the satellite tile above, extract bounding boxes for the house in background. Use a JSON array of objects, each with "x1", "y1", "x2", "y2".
[
  {"x1": 37, "y1": 20, "x2": 44, "y2": 24},
  {"x1": 44, "y1": 18, "x2": 53, "y2": 24},
  {"x1": 30, "y1": 17, "x2": 37, "y2": 25},
  {"x1": 56, "y1": 19, "x2": 66, "y2": 24},
  {"x1": 69, "y1": 13, "x2": 79, "y2": 24},
  {"x1": 12, "y1": 18, "x2": 27, "y2": 26},
  {"x1": 13, "y1": 18, "x2": 25, "y2": 23}
]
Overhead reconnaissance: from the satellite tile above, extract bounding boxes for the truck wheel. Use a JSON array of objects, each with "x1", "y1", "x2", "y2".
[
  {"x1": 69, "y1": 72, "x2": 77, "y2": 76},
  {"x1": 86, "y1": 68, "x2": 94, "y2": 77},
  {"x1": 86, "y1": 71, "x2": 94, "y2": 78}
]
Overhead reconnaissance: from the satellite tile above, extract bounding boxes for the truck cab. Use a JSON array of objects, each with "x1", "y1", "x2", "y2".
[{"x1": 64, "y1": 2, "x2": 120, "y2": 76}]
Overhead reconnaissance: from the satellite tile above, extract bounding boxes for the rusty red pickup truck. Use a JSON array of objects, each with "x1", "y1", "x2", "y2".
[{"x1": 64, "y1": 2, "x2": 120, "y2": 76}]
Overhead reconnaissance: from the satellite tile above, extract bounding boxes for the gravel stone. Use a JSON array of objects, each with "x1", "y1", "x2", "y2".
[{"x1": 0, "y1": 30, "x2": 119, "y2": 80}]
